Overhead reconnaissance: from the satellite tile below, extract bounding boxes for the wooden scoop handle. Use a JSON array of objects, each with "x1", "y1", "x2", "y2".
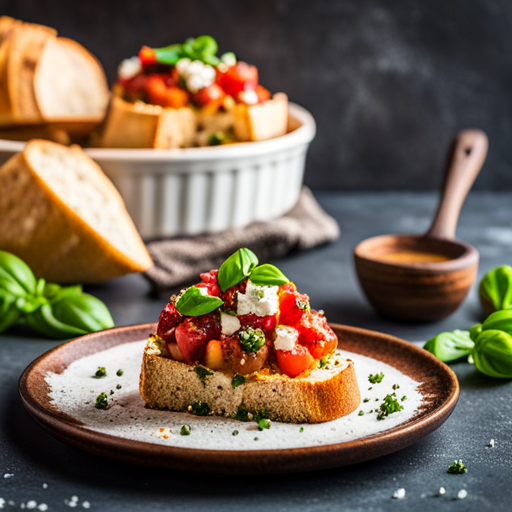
[{"x1": 425, "y1": 129, "x2": 488, "y2": 240}]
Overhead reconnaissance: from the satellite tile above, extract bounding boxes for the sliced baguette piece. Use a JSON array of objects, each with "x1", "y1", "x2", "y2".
[
  {"x1": 0, "y1": 17, "x2": 21, "y2": 119},
  {"x1": 0, "y1": 139, "x2": 153, "y2": 283},
  {"x1": 34, "y1": 37, "x2": 109, "y2": 122},
  {"x1": 4, "y1": 21, "x2": 56, "y2": 124},
  {"x1": 140, "y1": 339, "x2": 360, "y2": 423},
  {"x1": 100, "y1": 96, "x2": 197, "y2": 149},
  {"x1": 233, "y1": 92, "x2": 289, "y2": 142}
]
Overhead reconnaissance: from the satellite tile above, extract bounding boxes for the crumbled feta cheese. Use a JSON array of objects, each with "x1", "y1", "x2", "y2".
[
  {"x1": 237, "y1": 281, "x2": 278, "y2": 317},
  {"x1": 197, "y1": 286, "x2": 208, "y2": 296},
  {"x1": 221, "y1": 53, "x2": 237, "y2": 67},
  {"x1": 156, "y1": 427, "x2": 172, "y2": 439},
  {"x1": 117, "y1": 56, "x2": 142, "y2": 80},
  {"x1": 458, "y1": 489, "x2": 467, "y2": 499},
  {"x1": 439, "y1": 487, "x2": 446, "y2": 495},
  {"x1": 274, "y1": 326, "x2": 299, "y2": 351},
  {"x1": 26, "y1": 501, "x2": 37, "y2": 510},
  {"x1": 392, "y1": 488, "x2": 406, "y2": 499},
  {"x1": 176, "y1": 59, "x2": 216, "y2": 93},
  {"x1": 238, "y1": 89, "x2": 259, "y2": 105},
  {"x1": 221, "y1": 312, "x2": 241, "y2": 335},
  {"x1": 487, "y1": 438, "x2": 495, "y2": 447}
]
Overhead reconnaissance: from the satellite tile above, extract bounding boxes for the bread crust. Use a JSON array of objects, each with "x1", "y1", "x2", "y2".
[
  {"x1": 0, "y1": 139, "x2": 152, "y2": 283},
  {"x1": 140, "y1": 345, "x2": 360, "y2": 423}
]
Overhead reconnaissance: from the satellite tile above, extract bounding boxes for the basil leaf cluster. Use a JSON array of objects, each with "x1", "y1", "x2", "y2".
[
  {"x1": 424, "y1": 309, "x2": 512, "y2": 379},
  {"x1": 0, "y1": 251, "x2": 114, "y2": 339},
  {"x1": 153, "y1": 35, "x2": 233, "y2": 67},
  {"x1": 479, "y1": 265, "x2": 512, "y2": 315},
  {"x1": 218, "y1": 248, "x2": 289, "y2": 292}
]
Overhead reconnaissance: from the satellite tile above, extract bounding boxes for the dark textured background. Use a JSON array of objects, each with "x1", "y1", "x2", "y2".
[{"x1": 2, "y1": 0, "x2": 512, "y2": 190}]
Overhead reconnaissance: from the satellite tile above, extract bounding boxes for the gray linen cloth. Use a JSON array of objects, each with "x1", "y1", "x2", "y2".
[{"x1": 144, "y1": 187, "x2": 339, "y2": 290}]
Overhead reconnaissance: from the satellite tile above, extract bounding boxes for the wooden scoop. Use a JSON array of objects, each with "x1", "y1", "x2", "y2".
[{"x1": 354, "y1": 129, "x2": 488, "y2": 322}]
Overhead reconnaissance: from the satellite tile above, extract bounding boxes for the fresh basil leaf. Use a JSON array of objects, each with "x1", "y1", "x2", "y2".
[
  {"x1": 218, "y1": 248, "x2": 259, "y2": 292},
  {"x1": 50, "y1": 293, "x2": 114, "y2": 333},
  {"x1": 154, "y1": 44, "x2": 185, "y2": 65},
  {"x1": 249, "y1": 264, "x2": 289, "y2": 286},
  {"x1": 479, "y1": 265, "x2": 512, "y2": 314},
  {"x1": 193, "y1": 35, "x2": 218, "y2": 58},
  {"x1": 423, "y1": 329, "x2": 475, "y2": 362},
  {"x1": 473, "y1": 329, "x2": 512, "y2": 378},
  {"x1": 175, "y1": 286, "x2": 223, "y2": 316},
  {"x1": 25, "y1": 303, "x2": 89, "y2": 339},
  {"x1": 0, "y1": 295, "x2": 21, "y2": 333},
  {"x1": 0, "y1": 251, "x2": 37, "y2": 296},
  {"x1": 481, "y1": 309, "x2": 512, "y2": 337}
]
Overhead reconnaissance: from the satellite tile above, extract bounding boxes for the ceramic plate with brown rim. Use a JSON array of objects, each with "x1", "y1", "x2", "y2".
[{"x1": 19, "y1": 322, "x2": 458, "y2": 475}]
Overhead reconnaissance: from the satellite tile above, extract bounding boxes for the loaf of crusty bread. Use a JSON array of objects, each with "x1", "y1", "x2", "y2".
[
  {"x1": 0, "y1": 17, "x2": 109, "y2": 138},
  {"x1": 140, "y1": 339, "x2": 360, "y2": 423},
  {"x1": 0, "y1": 139, "x2": 153, "y2": 283}
]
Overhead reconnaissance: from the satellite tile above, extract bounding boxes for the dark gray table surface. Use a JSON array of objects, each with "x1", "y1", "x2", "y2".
[{"x1": 1, "y1": 191, "x2": 511, "y2": 511}]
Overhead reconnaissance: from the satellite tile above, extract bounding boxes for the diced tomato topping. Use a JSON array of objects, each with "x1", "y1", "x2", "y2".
[
  {"x1": 238, "y1": 313, "x2": 277, "y2": 337},
  {"x1": 275, "y1": 344, "x2": 316, "y2": 378},
  {"x1": 174, "y1": 312, "x2": 221, "y2": 364},
  {"x1": 138, "y1": 46, "x2": 156, "y2": 65},
  {"x1": 196, "y1": 269, "x2": 220, "y2": 296},
  {"x1": 255, "y1": 85, "x2": 271, "y2": 103},
  {"x1": 218, "y1": 61, "x2": 258, "y2": 98},
  {"x1": 156, "y1": 302, "x2": 183, "y2": 342},
  {"x1": 278, "y1": 282, "x2": 309, "y2": 326},
  {"x1": 118, "y1": 74, "x2": 149, "y2": 100},
  {"x1": 194, "y1": 83, "x2": 226, "y2": 108},
  {"x1": 296, "y1": 311, "x2": 338, "y2": 359},
  {"x1": 146, "y1": 75, "x2": 190, "y2": 108},
  {"x1": 220, "y1": 279, "x2": 248, "y2": 311}
]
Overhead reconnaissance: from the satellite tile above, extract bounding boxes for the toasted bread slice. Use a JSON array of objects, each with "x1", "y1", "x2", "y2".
[
  {"x1": 234, "y1": 93, "x2": 288, "y2": 142},
  {"x1": 100, "y1": 96, "x2": 197, "y2": 149},
  {"x1": 140, "y1": 340, "x2": 360, "y2": 423},
  {"x1": 0, "y1": 17, "x2": 20, "y2": 119},
  {"x1": 0, "y1": 139, "x2": 153, "y2": 283},
  {"x1": 34, "y1": 37, "x2": 109, "y2": 122}
]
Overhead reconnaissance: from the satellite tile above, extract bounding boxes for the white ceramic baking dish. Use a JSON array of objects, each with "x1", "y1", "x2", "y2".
[{"x1": 0, "y1": 103, "x2": 315, "y2": 239}]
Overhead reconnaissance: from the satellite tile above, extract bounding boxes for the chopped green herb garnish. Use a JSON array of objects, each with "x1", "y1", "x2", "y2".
[
  {"x1": 180, "y1": 425, "x2": 191, "y2": 436},
  {"x1": 233, "y1": 406, "x2": 269, "y2": 423},
  {"x1": 254, "y1": 437, "x2": 259, "y2": 441},
  {"x1": 231, "y1": 373, "x2": 246, "y2": 389},
  {"x1": 116, "y1": 384, "x2": 122, "y2": 390},
  {"x1": 299, "y1": 427, "x2": 304, "y2": 433},
  {"x1": 376, "y1": 392, "x2": 404, "y2": 420},
  {"x1": 232, "y1": 430, "x2": 239, "y2": 436},
  {"x1": 189, "y1": 402, "x2": 210, "y2": 416},
  {"x1": 95, "y1": 392, "x2": 108, "y2": 410},
  {"x1": 363, "y1": 398, "x2": 370, "y2": 403},
  {"x1": 401, "y1": 395, "x2": 407, "y2": 401},
  {"x1": 194, "y1": 365, "x2": 213, "y2": 387},
  {"x1": 368, "y1": 387, "x2": 373, "y2": 391},
  {"x1": 358, "y1": 410, "x2": 364, "y2": 416},
  {"x1": 368, "y1": 372, "x2": 384, "y2": 384},
  {"x1": 239, "y1": 326, "x2": 266, "y2": 353},
  {"x1": 94, "y1": 367, "x2": 107, "y2": 378},
  {"x1": 447, "y1": 460, "x2": 467, "y2": 474},
  {"x1": 297, "y1": 300, "x2": 309, "y2": 311},
  {"x1": 258, "y1": 418, "x2": 271, "y2": 431},
  {"x1": 208, "y1": 132, "x2": 225, "y2": 146},
  {"x1": 392, "y1": 384, "x2": 400, "y2": 390},
  {"x1": 318, "y1": 358, "x2": 327, "y2": 368},
  {"x1": 110, "y1": 390, "x2": 114, "y2": 395},
  {"x1": 116, "y1": 369, "x2": 123, "y2": 376}
]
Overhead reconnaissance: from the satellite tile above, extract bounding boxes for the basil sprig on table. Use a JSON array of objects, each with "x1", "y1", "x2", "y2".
[
  {"x1": 479, "y1": 265, "x2": 512, "y2": 315},
  {"x1": 424, "y1": 309, "x2": 512, "y2": 379},
  {"x1": 175, "y1": 286, "x2": 223, "y2": 317},
  {"x1": 0, "y1": 251, "x2": 114, "y2": 339}
]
